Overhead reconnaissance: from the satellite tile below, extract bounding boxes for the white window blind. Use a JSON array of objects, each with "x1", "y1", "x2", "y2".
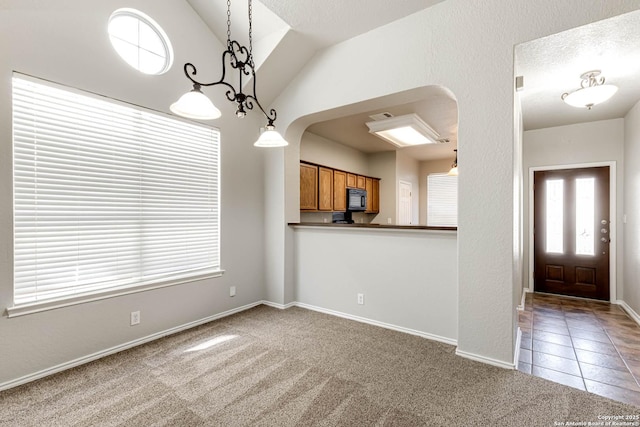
[
  {"x1": 12, "y1": 75, "x2": 220, "y2": 306},
  {"x1": 427, "y1": 173, "x2": 458, "y2": 227}
]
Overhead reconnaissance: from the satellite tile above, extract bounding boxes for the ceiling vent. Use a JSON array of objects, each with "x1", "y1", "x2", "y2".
[{"x1": 368, "y1": 112, "x2": 394, "y2": 121}]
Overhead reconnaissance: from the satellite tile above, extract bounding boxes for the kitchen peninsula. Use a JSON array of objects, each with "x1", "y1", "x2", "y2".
[{"x1": 289, "y1": 221, "x2": 458, "y2": 346}]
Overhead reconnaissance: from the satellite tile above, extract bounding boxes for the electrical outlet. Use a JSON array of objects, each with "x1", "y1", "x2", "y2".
[
  {"x1": 387, "y1": 218, "x2": 392, "y2": 224},
  {"x1": 230, "y1": 286, "x2": 236, "y2": 297},
  {"x1": 357, "y1": 293, "x2": 364, "y2": 305},
  {"x1": 130, "y1": 311, "x2": 140, "y2": 326}
]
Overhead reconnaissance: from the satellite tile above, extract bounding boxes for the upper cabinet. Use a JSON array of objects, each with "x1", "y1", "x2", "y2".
[
  {"x1": 346, "y1": 173, "x2": 357, "y2": 188},
  {"x1": 318, "y1": 167, "x2": 333, "y2": 211},
  {"x1": 300, "y1": 163, "x2": 318, "y2": 211},
  {"x1": 333, "y1": 170, "x2": 347, "y2": 211},
  {"x1": 300, "y1": 161, "x2": 379, "y2": 213}
]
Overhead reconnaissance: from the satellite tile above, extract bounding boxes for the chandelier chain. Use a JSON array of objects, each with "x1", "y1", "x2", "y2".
[
  {"x1": 248, "y1": 0, "x2": 254, "y2": 67},
  {"x1": 226, "y1": 0, "x2": 232, "y2": 47}
]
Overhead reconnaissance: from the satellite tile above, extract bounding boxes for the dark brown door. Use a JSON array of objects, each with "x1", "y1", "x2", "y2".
[{"x1": 534, "y1": 166, "x2": 610, "y2": 300}]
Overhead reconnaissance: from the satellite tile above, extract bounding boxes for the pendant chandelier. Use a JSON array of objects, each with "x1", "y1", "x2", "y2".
[
  {"x1": 170, "y1": 0, "x2": 288, "y2": 147},
  {"x1": 447, "y1": 149, "x2": 458, "y2": 176},
  {"x1": 561, "y1": 70, "x2": 617, "y2": 110}
]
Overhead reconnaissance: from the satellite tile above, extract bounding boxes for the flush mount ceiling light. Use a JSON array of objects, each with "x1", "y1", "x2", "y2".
[
  {"x1": 170, "y1": 0, "x2": 287, "y2": 147},
  {"x1": 447, "y1": 149, "x2": 458, "y2": 176},
  {"x1": 561, "y1": 70, "x2": 618, "y2": 110},
  {"x1": 365, "y1": 113, "x2": 441, "y2": 148}
]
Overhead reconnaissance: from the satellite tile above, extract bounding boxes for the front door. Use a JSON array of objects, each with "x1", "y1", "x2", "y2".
[{"x1": 533, "y1": 166, "x2": 610, "y2": 300}]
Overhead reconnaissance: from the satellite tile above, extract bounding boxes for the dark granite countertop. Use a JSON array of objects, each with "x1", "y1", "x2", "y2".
[{"x1": 288, "y1": 222, "x2": 456, "y2": 231}]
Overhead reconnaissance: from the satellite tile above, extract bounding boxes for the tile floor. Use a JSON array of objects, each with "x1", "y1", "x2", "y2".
[{"x1": 518, "y1": 292, "x2": 640, "y2": 407}]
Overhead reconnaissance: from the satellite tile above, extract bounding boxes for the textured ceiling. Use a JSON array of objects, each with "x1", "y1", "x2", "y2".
[{"x1": 516, "y1": 9, "x2": 640, "y2": 130}]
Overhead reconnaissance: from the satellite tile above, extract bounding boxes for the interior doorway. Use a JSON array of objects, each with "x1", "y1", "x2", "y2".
[
  {"x1": 398, "y1": 180, "x2": 412, "y2": 225},
  {"x1": 533, "y1": 166, "x2": 611, "y2": 300}
]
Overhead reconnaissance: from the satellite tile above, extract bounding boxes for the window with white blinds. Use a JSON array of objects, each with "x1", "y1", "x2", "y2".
[
  {"x1": 12, "y1": 75, "x2": 220, "y2": 307},
  {"x1": 427, "y1": 173, "x2": 458, "y2": 227}
]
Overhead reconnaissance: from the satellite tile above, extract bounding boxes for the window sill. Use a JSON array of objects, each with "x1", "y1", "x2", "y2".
[{"x1": 5, "y1": 269, "x2": 225, "y2": 318}]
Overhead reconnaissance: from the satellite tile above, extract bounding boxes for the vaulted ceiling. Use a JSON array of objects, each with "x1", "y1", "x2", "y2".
[{"x1": 187, "y1": 2, "x2": 640, "y2": 160}]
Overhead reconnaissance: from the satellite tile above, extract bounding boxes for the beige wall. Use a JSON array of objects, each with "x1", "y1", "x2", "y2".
[
  {"x1": 623, "y1": 100, "x2": 640, "y2": 316},
  {"x1": 300, "y1": 131, "x2": 370, "y2": 175},
  {"x1": 269, "y1": 1, "x2": 640, "y2": 366},
  {"x1": 0, "y1": 0, "x2": 267, "y2": 387}
]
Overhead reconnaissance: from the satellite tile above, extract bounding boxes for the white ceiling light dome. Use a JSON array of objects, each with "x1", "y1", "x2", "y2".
[{"x1": 561, "y1": 70, "x2": 618, "y2": 110}]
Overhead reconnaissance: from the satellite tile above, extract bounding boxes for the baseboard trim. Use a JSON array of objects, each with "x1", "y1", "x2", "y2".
[
  {"x1": 0, "y1": 301, "x2": 262, "y2": 392},
  {"x1": 616, "y1": 300, "x2": 640, "y2": 326},
  {"x1": 293, "y1": 302, "x2": 458, "y2": 346},
  {"x1": 261, "y1": 300, "x2": 296, "y2": 310},
  {"x1": 513, "y1": 327, "x2": 522, "y2": 369},
  {"x1": 455, "y1": 348, "x2": 516, "y2": 370},
  {"x1": 517, "y1": 288, "x2": 530, "y2": 311}
]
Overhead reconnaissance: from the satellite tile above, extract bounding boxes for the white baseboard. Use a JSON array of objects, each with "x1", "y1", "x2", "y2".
[
  {"x1": 513, "y1": 327, "x2": 522, "y2": 369},
  {"x1": 456, "y1": 348, "x2": 516, "y2": 370},
  {"x1": 517, "y1": 288, "x2": 530, "y2": 311},
  {"x1": 615, "y1": 300, "x2": 640, "y2": 326},
  {"x1": 3, "y1": 298, "x2": 520, "y2": 391},
  {"x1": 261, "y1": 300, "x2": 296, "y2": 310},
  {"x1": 0, "y1": 301, "x2": 262, "y2": 392},
  {"x1": 293, "y1": 302, "x2": 458, "y2": 346}
]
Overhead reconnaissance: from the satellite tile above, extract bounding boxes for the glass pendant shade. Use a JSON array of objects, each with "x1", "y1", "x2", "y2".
[
  {"x1": 170, "y1": 87, "x2": 221, "y2": 120},
  {"x1": 254, "y1": 125, "x2": 288, "y2": 147},
  {"x1": 562, "y1": 84, "x2": 618, "y2": 109},
  {"x1": 447, "y1": 149, "x2": 458, "y2": 176}
]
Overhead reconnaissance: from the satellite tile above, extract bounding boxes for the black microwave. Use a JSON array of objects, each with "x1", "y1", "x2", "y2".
[{"x1": 347, "y1": 188, "x2": 367, "y2": 211}]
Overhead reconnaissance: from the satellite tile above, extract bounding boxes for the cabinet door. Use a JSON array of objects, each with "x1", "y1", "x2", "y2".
[
  {"x1": 372, "y1": 179, "x2": 380, "y2": 213},
  {"x1": 333, "y1": 170, "x2": 347, "y2": 211},
  {"x1": 365, "y1": 177, "x2": 373, "y2": 212},
  {"x1": 346, "y1": 173, "x2": 357, "y2": 188},
  {"x1": 356, "y1": 175, "x2": 366, "y2": 189},
  {"x1": 318, "y1": 167, "x2": 333, "y2": 211},
  {"x1": 300, "y1": 163, "x2": 318, "y2": 210}
]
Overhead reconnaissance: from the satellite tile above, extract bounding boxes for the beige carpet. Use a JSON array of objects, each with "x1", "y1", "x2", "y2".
[{"x1": 1, "y1": 305, "x2": 638, "y2": 426}]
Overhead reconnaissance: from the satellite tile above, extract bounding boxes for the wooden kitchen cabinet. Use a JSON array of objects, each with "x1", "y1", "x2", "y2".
[
  {"x1": 365, "y1": 177, "x2": 373, "y2": 212},
  {"x1": 300, "y1": 161, "x2": 380, "y2": 213},
  {"x1": 318, "y1": 167, "x2": 333, "y2": 211},
  {"x1": 346, "y1": 173, "x2": 357, "y2": 188},
  {"x1": 300, "y1": 163, "x2": 318, "y2": 210},
  {"x1": 372, "y1": 179, "x2": 379, "y2": 213},
  {"x1": 333, "y1": 170, "x2": 347, "y2": 211}
]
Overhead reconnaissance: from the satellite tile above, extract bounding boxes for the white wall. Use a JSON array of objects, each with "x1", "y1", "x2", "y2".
[
  {"x1": 0, "y1": 0, "x2": 266, "y2": 387},
  {"x1": 523, "y1": 119, "x2": 625, "y2": 301},
  {"x1": 293, "y1": 227, "x2": 458, "y2": 342},
  {"x1": 419, "y1": 159, "x2": 453, "y2": 225},
  {"x1": 396, "y1": 151, "x2": 420, "y2": 224},
  {"x1": 624, "y1": 100, "x2": 640, "y2": 316},
  {"x1": 300, "y1": 131, "x2": 370, "y2": 175},
  {"x1": 368, "y1": 151, "x2": 397, "y2": 225},
  {"x1": 268, "y1": 1, "x2": 640, "y2": 366}
]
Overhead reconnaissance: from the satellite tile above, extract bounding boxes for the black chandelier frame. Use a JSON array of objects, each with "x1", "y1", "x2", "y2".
[{"x1": 179, "y1": 0, "x2": 277, "y2": 126}]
